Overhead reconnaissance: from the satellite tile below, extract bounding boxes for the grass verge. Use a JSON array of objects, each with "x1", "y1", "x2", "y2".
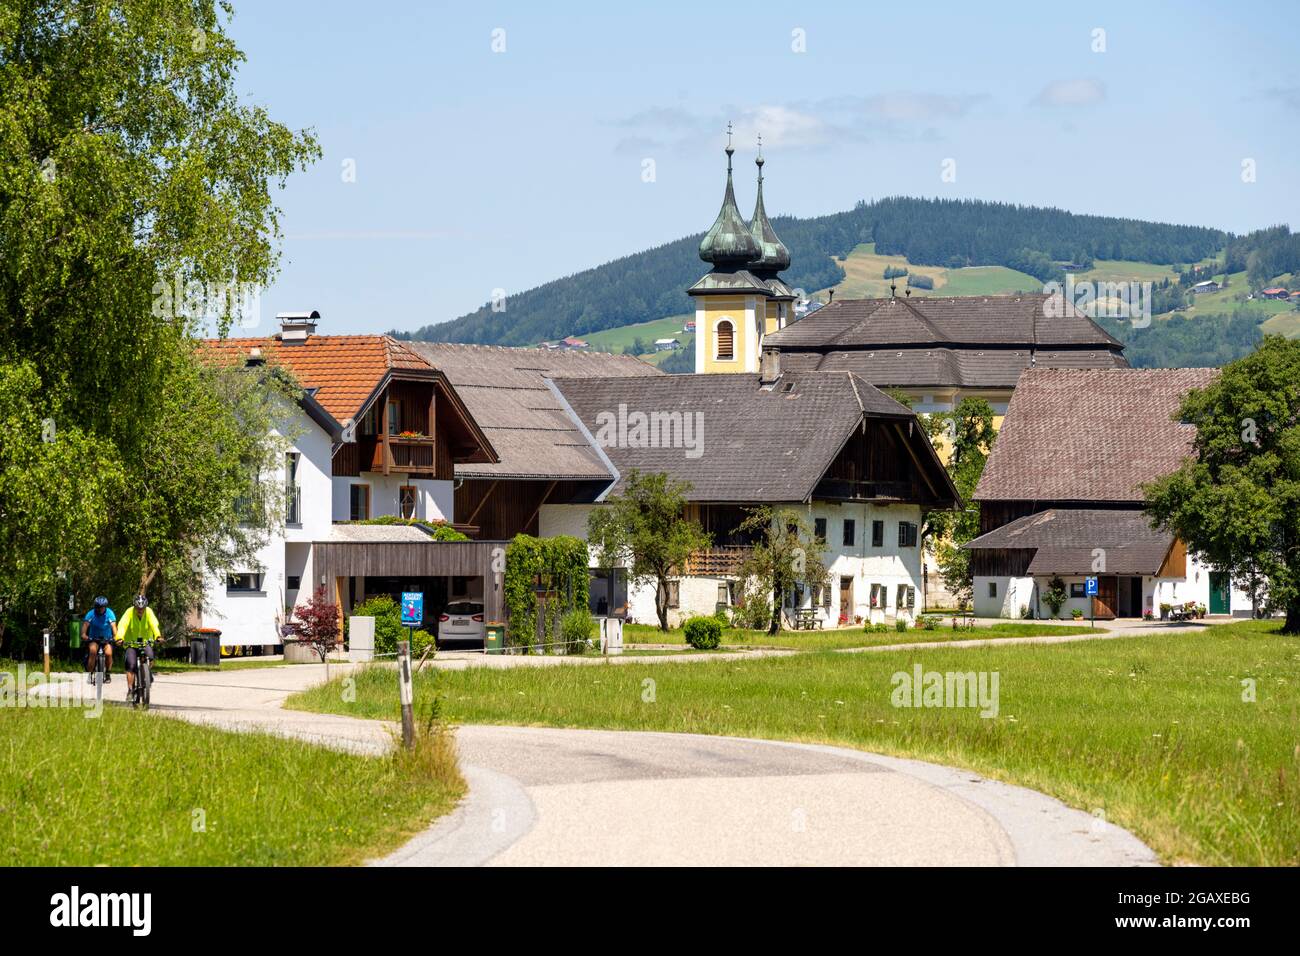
[
  {"x1": 287, "y1": 620, "x2": 1299, "y2": 866},
  {"x1": 623, "y1": 620, "x2": 1096, "y2": 651},
  {"x1": 0, "y1": 704, "x2": 463, "y2": 865}
]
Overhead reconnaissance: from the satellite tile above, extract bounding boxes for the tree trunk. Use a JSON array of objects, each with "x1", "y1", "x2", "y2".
[
  {"x1": 769, "y1": 581, "x2": 781, "y2": 635},
  {"x1": 1284, "y1": 598, "x2": 1300, "y2": 636},
  {"x1": 655, "y1": 582, "x2": 669, "y2": 632}
]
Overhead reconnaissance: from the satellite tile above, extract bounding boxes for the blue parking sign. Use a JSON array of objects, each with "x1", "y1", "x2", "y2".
[
  {"x1": 1085, "y1": 577, "x2": 1098, "y2": 596},
  {"x1": 401, "y1": 592, "x2": 423, "y2": 626}
]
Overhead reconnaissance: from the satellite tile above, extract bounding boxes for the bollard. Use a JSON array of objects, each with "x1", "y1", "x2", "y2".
[{"x1": 397, "y1": 640, "x2": 415, "y2": 750}]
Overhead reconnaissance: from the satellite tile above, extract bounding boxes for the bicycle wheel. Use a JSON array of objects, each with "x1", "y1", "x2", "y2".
[
  {"x1": 138, "y1": 659, "x2": 150, "y2": 711},
  {"x1": 94, "y1": 655, "x2": 104, "y2": 705}
]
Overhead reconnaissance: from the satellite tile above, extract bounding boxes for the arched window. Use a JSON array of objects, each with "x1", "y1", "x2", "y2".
[{"x1": 715, "y1": 319, "x2": 735, "y2": 360}]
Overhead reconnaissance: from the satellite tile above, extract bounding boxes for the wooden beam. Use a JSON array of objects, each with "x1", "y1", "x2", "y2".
[
  {"x1": 894, "y1": 421, "x2": 939, "y2": 499},
  {"x1": 465, "y1": 480, "x2": 499, "y2": 527},
  {"x1": 522, "y1": 481, "x2": 557, "y2": 536}
]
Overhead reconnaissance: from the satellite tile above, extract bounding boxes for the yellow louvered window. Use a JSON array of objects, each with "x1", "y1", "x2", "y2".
[{"x1": 716, "y1": 319, "x2": 734, "y2": 360}]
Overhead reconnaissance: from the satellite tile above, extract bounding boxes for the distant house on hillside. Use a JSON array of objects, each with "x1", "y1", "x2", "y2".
[
  {"x1": 683, "y1": 319, "x2": 696, "y2": 333},
  {"x1": 1261, "y1": 287, "x2": 1289, "y2": 299},
  {"x1": 654, "y1": 338, "x2": 681, "y2": 351},
  {"x1": 539, "y1": 336, "x2": 590, "y2": 351},
  {"x1": 1192, "y1": 280, "x2": 1220, "y2": 294}
]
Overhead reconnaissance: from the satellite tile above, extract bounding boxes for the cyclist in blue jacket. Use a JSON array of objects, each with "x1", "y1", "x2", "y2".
[{"x1": 82, "y1": 596, "x2": 117, "y2": 683}]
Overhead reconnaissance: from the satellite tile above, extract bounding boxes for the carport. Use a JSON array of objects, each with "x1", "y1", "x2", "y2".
[{"x1": 312, "y1": 527, "x2": 505, "y2": 625}]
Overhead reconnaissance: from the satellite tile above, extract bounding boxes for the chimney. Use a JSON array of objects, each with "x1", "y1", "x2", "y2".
[
  {"x1": 277, "y1": 310, "x2": 320, "y2": 343},
  {"x1": 828, "y1": 289, "x2": 835, "y2": 303},
  {"x1": 760, "y1": 347, "x2": 781, "y2": 386},
  {"x1": 245, "y1": 346, "x2": 265, "y2": 367}
]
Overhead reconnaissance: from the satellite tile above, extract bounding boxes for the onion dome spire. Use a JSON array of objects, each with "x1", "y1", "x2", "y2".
[
  {"x1": 748, "y1": 135, "x2": 791, "y2": 274},
  {"x1": 699, "y1": 123, "x2": 760, "y2": 265}
]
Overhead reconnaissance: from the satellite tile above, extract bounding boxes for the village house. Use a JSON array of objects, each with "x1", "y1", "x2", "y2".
[
  {"x1": 199, "y1": 315, "x2": 506, "y2": 646},
  {"x1": 964, "y1": 367, "x2": 1254, "y2": 620},
  {"x1": 540, "y1": 362, "x2": 959, "y2": 627}
]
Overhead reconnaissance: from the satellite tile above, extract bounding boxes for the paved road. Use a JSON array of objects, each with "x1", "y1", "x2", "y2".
[{"x1": 39, "y1": 662, "x2": 1156, "y2": 867}]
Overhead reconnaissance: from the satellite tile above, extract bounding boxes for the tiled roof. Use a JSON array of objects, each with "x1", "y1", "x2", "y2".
[
  {"x1": 200, "y1": 334, "x2": 432, "y2": 423},
  {"x1": 406, "y1": 343, "x2": 660, "y2": 480},
  {"x1": 963, "y1": 508, "x2": 1174, "y2": 575},
  {"x1": 974, "y1": 368, "x2": 1219, "y2": 503},
  {"x1": 763, "y1": 293, "x2": 1128, "y2": 389},
  {"x1": 551, "y1": 371, "x2": 940, "y2": 503}
]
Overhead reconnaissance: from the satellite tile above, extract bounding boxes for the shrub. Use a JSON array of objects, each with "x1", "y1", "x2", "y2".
[
  {"x1": 918, "y1": 615, "x2": 941, "y2": 631},
  {"x1": 907, "y1": 273, "x2": 935, "y2": 290},
  {"x1": 1019, "y1": 604, "x2": 1033, "y2": 619},
  {"x1": 560, "y1": 609, "x2": 595, "y2": 654},
  {"x1": 863, "y1": 622, "x2": 890, "y2": 633},
  {"x1": 895, "y1": 619, "x2": 908, "y2": 632},
  {"x1": 684, "y1": 616, "x2": 722, "y2": 650},
  {"x1": 1071, "y1": 608, "x2": 1084, "y2": 620},
  {"x1": 1043, "y1": 576, "x2": 1068, "y2": 618}
]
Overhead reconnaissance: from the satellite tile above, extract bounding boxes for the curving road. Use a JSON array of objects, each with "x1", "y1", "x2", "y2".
[{"x1": 44, "y1": 661, "x2": 1157, "y2": 867}]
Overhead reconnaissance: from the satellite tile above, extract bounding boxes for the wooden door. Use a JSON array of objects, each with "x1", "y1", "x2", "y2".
[{"x1": 1092, "y1": 576, "x2": 1117, "y2": 619}]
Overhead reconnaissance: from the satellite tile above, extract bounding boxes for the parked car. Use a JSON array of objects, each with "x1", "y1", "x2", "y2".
[{"x1": 438, "y1": 601, "x2": 485, "y2": 643}]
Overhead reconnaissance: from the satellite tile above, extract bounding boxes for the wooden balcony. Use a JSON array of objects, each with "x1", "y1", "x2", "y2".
[
  {"x1": 814, "y1": 478, "x2": 915, "y2": 501},
  {"x1": 368, "y1": 434, "x2": 438, "y2": 476},
  {"x1": 682, "y1": 545, "x2": 752, "y2": 576}
]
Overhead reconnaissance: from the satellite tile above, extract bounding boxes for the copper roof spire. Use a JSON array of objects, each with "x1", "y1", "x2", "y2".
[{"x1": 699, "y1": 122, "x2": 760, "y2": 265}]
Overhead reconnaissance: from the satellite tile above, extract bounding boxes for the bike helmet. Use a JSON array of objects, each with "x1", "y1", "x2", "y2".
[
  {"x1": 133, "y1": 594, "x2": 148, "y2": 610},
  {"x1": 93, "y1": 596, "x2": 109, "y2": 611}
]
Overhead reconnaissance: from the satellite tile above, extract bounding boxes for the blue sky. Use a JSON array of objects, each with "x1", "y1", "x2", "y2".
[{"x1": 225, "y1": 0, "x2": 1300, "y2": 336}]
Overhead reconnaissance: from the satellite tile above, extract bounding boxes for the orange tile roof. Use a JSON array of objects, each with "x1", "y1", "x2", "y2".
[{"x1": 200, "y1": 335, "x2": 434, "y2": 423}]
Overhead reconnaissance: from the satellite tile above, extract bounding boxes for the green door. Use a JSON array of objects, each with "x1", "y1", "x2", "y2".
[{"x1": 1208, "y1": 572, "x2": 1230, "y2": 615}]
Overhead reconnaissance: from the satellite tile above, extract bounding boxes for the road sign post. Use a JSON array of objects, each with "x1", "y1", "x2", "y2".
[
  {"x1": 43, "y1": 629, "x2": 50, "y2": 677},
  {"x1": 396, "y1": 640, "x2": 414, "y2": 750},
  {"x1": 397, "y1": 593, "x2": 422, "y2": 749},
  {"x1": 1085, "y1": 576, "x2": 1099, "y2": 629}
]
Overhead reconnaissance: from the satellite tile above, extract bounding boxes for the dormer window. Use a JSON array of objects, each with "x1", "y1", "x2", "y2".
[{"x1": 716, "y1": 319, "x2": 735, "y2": 361}]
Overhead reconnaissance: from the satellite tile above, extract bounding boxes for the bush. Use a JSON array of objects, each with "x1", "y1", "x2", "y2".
[
  {"x1": 907, "y1": 273, "x2": 934, "y2": 290},
  {"x1": 918, "y1": 615, "x2": 941, "y2": 631},
  {"x1": 1043, "y1": 576, "x2": 1068, "y2": 618},
  {"x1": 560, "y1": 609, "x2": 595, "y2": 655},
  {"x1": 895, "y1": 619, "x2": 909, "y2": 632},
  {"x1": 684, "y1": 616, "x2": 722, "y2": 650},
  {"x1": 863, "y1": 622, "x2": 890, "y2": 633},
  {"x1": 351, "y1": 595, "x2": 416, "y2": 655},
  {"x1": 1071, "y1": 608, "x2": 1084, "y2": 620}
]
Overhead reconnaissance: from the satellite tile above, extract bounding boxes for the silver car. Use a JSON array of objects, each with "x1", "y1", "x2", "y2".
[{"x1": 438, "y1": 601, "x2": 485, "y2": 643}]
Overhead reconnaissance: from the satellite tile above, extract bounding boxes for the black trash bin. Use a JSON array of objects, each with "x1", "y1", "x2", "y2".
[{"x1": 190, "y1": 629, "x2": 221, "y2": 666}]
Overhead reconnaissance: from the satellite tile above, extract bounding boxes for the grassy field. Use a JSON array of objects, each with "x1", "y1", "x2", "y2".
[
  {"x1": 1073, "y1": 259, "x2": 1180, "y2": 285},
  {"x1": 623, "y1": 620, "x2": 1095, "y2": 651},
  {"x1": 583, "y1": 313, "x2": 693, "y2": 357},
  {"x1": 288, "y1": 620, "x2": 1300, "y2": 866},
  {"x1": 817, "y1": 243, "x2": 1039, "y2": 299},
  {"x1": 0, "y1": 705, "x2": 463, "y2": 865}
]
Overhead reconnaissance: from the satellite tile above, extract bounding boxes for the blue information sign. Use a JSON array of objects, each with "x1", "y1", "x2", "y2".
[
  {"x1": 401, "y1": 592, "x2": 423, "y2": 627},
  {"x1": 1085, "y1": 577, "x2": 1099, "y2": 596}
]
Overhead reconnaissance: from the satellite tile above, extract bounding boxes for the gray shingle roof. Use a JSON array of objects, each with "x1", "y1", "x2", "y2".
[
  {"x1": 963, "y1": 508, "x2": 1174, "y2": 575},
  {"x1": 551, "y1": 370, "x2": 933, "y2": 503},
  {"x1": 406, "y1": 343, "x2": 660, "y2": 480},
  {"x1": 763, "y1": 293, "x2": 1128, "y2": 388},
  {"x1": 974, "y1": 367, "x2": 1219, "y2": 503}
]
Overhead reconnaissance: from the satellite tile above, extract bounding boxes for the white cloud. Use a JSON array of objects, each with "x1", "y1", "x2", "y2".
[{"x1": 1032, "y1": 78, "x2": 1106, "y2": 108}]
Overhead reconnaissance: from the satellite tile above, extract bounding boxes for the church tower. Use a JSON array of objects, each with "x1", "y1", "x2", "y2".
[
  {"x1": 689, "y1": 129, "x2": 773, "y2": 374},
  {"x1": 748, "y1": 137, "x2": 796, "y2": 339}
]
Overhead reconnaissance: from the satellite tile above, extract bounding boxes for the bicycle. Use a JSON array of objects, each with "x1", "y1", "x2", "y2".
[
  {"x1": 125, "y1": 642, "x2": 159, "y2": 710},
  {"x1": 89, "y1": 641, "x2": 110, "y2": 706}
]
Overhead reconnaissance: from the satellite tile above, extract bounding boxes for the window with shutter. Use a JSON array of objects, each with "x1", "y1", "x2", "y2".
[{"x1": 716, "y1": 320, "x2": 735, "y2": 360}]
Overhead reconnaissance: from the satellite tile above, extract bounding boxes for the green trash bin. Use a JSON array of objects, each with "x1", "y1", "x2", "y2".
[
  {"x1": 68, "y1": 620, "x2": 81, "y2": 650},
  {"x1": 484, "y1": 623, "x2": 505, "y2": 655}
]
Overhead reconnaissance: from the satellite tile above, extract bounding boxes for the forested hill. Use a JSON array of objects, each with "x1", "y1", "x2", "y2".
[{"x1": 394, "y1": 197, "x2": 1228, "y2": 346}]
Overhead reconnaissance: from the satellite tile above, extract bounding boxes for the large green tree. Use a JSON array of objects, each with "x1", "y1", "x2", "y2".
[
  {"x1": 921, "y1": 398, "x2": 997, "y2": 610},
  {"x1": 735, "y1": 507, "x2": 829, "y2": 635},
  {"x1": 1145, "y1": 336, "x2": 1300, "y2": 634},
  {"x1": 586, "y1": 470, "x2": 710, "y2": 631},
  {"x1": 0, "y1": 2, "x2": 318, "y2": 645}
]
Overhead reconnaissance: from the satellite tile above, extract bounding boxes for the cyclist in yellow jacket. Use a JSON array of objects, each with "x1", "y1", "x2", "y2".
[{"x1": 117, "y1": 594, "x2": 162, "y2": 698}]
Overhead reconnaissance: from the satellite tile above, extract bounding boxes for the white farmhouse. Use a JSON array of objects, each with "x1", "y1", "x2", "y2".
[
  {"x1": 540, "y1": 354, "x2": 959, "y2": 628},
  {"x1": 966, "y1": 367, "x2": 1255, "y2": 620}
]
